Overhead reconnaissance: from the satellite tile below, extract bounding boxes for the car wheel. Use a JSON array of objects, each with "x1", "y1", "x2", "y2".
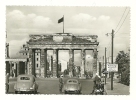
[
  {"x1": 15, "y1": 91, "x2": 18, "y2": 94},
  {"x1": 77, "y1": 91, "x2": 81, "y2": 94},
  {"x1": 6, "y1": 84, "x2": 9, "y2": 94},
  {"x1": 64, "y1": 91, "x2": 67, "y2": 94},
  {"x1": 79, "y1": 91, "x2": 81, "y2": 94},
  {"x1": 32, "y1": 91, "x2": 35, "y2": 94},
  {"x1": 34, "y1": 91, "x2": 37, "y2": 94}
]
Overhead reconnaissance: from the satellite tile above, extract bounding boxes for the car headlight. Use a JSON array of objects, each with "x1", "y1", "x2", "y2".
[
  {"x1": 30, "y1": 84, "x2": 35, "y2": 89},
  {"x1": 30, "y1": 87, "x2": 34, "y2": 89},
  {"x1": 96, "y1": 89, "x2": 100, "y2": 92}
]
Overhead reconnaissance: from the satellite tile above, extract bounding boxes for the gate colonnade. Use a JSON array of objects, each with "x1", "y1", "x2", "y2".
[{"x1": 27, "y1": 33, "x2": 99, "y2": 78}]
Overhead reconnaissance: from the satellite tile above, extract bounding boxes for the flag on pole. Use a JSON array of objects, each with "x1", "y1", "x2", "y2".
[{"x1": 58, "y1": 17, "x2": 64, "y2": 23}]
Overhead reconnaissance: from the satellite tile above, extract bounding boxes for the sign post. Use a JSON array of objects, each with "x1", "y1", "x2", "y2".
[{"x1": 107, "y1": 64, "x2": 118, "y2": 90}]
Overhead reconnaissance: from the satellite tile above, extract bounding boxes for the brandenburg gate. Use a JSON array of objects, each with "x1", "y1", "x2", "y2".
[{"x1": 27, "y1": 33, "x2": 99, "y2": 78}]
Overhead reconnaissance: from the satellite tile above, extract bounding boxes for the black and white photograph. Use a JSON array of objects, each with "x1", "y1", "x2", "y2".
[{"x1": 5, "y1": 6, "x2": 130, "y2": 95}]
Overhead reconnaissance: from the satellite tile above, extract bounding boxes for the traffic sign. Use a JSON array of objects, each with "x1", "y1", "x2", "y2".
[{"x1": 107, "y1": 64, "x2": 118, "y2": 72}]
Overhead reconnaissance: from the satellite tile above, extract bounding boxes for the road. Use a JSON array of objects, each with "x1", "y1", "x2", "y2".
[{"x1": 8, "y1": 78, "x2": 94, "y2": 94}]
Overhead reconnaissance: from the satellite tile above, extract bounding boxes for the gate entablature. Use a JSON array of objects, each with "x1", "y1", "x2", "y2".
[
  {"x1": 28, "y1": 33, "x2": 98, "y2": 44},
  {"x1": 27, "y1": 33, "x2": 99, "y2": 50},
  {"x1": 28, "y1": 44, "x2": 98, "y2": 50}
]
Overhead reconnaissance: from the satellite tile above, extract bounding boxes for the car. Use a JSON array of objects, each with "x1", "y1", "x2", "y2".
[
  {"x1": 63, "y1": 78, "x2": 82, "y2": 94},
  {"x1": 14, "y1": 74, "x2": 38, "y2": 94}
]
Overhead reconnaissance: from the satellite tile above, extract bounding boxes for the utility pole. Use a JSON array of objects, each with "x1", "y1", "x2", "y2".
[
  {"x1": 63, "y1": 15, "x2": 64, "y2": 33},
  {"x1": 105, "y1": 47, "x2": 107, "y2": 84},
  {"x1": 106, "y1": 29, "x2": 115, "y2": 90},
  {"x1": 103, "y1": 56, "x2": 104, "y2": 69},
  {"x1": 102, "y1": 56, "x2": 104, "y2": 81},
  {"x1": 111, "y1": 29, "x2": 114, "y2": 90}
]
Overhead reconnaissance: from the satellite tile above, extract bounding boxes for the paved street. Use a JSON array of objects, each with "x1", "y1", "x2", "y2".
[
  {"x1": 8, "y1": 78, "x2": 94, "y2": 95},
  {"x1": 105, "y1": 78, "x2": 130, "y2": 95}
]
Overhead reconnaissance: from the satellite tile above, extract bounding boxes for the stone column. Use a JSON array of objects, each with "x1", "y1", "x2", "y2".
[
  {"x1": 93, "y1": 48, "x2": 97, "y2": 77},
  {"x1": 81, "y1": 49, "x2": 86, "y2": 78},
  {"x1": 40, "y1": 49, "x2": 44, "y2": 78},
  {"x1": 51, "y1": 56, "x2": 53, "y2": 76},
  {"x1": 9, "y1": 62, "x2": 12, "y2": 77},
  {"x1": 69, "y1": 49, "x2": 74, "y2": 77},
  {"x1": 32, "y1": 49, "x2": 35, "y2": 76},
  {"x1": 25, "y1": 61, "x2": 27, "y2": 74},
  {"x1": 6, "y1": 61, "x2": 10, "y2": 74},
  {"x1": 40, "y1": 49, "x2": 47, "y2": 78},
  {"x1": 13, "y1": 62, "x2": 16, "y2": 77},
  {"x1": 15, "y1": 63, "x2": 17, "y2": 77},
  {"x1": 27, "y1": 61, "x2": 29, "y2": 75},
  {"x1": 28, "y1": 49, "x2": 33, "y2": 75},
  {"x1": 17, "y1": 61, "x2": 20, "y2": 76},
  {"x1": 99, "y1": 62, "x2": 102, "y2": 77},
  {"x1": 53, "y1": 49, "x2": 58, "y2": 78}
]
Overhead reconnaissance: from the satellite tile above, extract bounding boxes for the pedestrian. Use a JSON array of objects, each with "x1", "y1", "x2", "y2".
[
  {"x1": 6, "y1": 73, "x2": 9, "y2": 93},
  {"x1": 91, "y1": 73, "x2": 101, "y2": 94},
  {"x1": 59, "y1": 75, "x2": 64, "y2": 93}
]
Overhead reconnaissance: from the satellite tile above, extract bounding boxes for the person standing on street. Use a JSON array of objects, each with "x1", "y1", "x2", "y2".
[
  {"x1": 6, "y1": 73, "x2": 9, "y2": 93},
  {"x1": 91, "y1": 73, "x2": 101, "y2": 94},
  {"x1": 59, "y1": 75, "x2": 64, "y2": 93}
]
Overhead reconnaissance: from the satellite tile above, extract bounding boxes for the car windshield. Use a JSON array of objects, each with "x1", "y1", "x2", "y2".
[
  {"x1": 20, "y1": 77, "x2": 30, "y2": 80},
  {"x1": 67, "y1": 80, "x2": 78, "y2": 84}
]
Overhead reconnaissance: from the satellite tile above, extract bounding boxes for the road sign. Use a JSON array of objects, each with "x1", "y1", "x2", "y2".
[{"x1": 107, "y1": 64, "x2": 118, "y2": 72}]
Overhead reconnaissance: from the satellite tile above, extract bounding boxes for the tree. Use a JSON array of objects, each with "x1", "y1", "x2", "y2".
[
  {"x1": 115, "y1": 51, "x2": 129, "y2": 72},
  {"x1": 115, "y1": 51, "x2": 130, "y2": 85}
]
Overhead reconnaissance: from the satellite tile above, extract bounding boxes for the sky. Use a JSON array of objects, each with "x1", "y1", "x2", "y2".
[{"x1": 6, "y1": 6, "x2": 130, "y2": 65}]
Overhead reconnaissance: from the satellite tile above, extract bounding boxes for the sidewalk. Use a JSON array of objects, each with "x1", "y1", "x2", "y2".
[{"x1": 105, "y1": 78, "x2": 130, "y2": 95}]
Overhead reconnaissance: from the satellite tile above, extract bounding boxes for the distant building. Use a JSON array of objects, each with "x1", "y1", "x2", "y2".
[
  {"x1": 19, "y1": 44, "x2": 50, "y2": 78},
  {"x1": 5, "y1": 43, "x2": 9, "y2": 58},
  {"x1": 5, "y1": 41, "x2": 27, "y2": 78}
]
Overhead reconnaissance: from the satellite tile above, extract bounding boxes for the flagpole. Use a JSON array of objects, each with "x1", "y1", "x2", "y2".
[{"x1": 63, "y1": 15, "x2": 64, "y2": 33}]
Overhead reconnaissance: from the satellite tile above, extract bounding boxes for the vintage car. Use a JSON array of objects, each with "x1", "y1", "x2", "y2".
[
  {"x1": 63, "y1": 78, "x2": 82, "y2": 94},
  {"x1": 14, "y1": 74, "x2": 38, "y2": 94}
]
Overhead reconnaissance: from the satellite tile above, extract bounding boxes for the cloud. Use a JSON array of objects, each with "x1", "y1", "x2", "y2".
[
  {"x1": 33, "y1": 16, "x2": 53, "y2": 28},
  {"x1": 98, "y1": 15, "x2": 110, "y2": 20},
  {"x1": 7, "y1": 10, "x2": 25, "y2": 29},
  {"x1": 72, "y1": 13, "x2": 96, "y2": 22},
  {"x1": 7, "y1": 10, "x2": 53, "y2": 33},
  {"x1": 7, "y1": 10, "x2": 25, "y2": 20},
  {"x1": 69, "y1": 13, "x2": 96, "y2": 29}
]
